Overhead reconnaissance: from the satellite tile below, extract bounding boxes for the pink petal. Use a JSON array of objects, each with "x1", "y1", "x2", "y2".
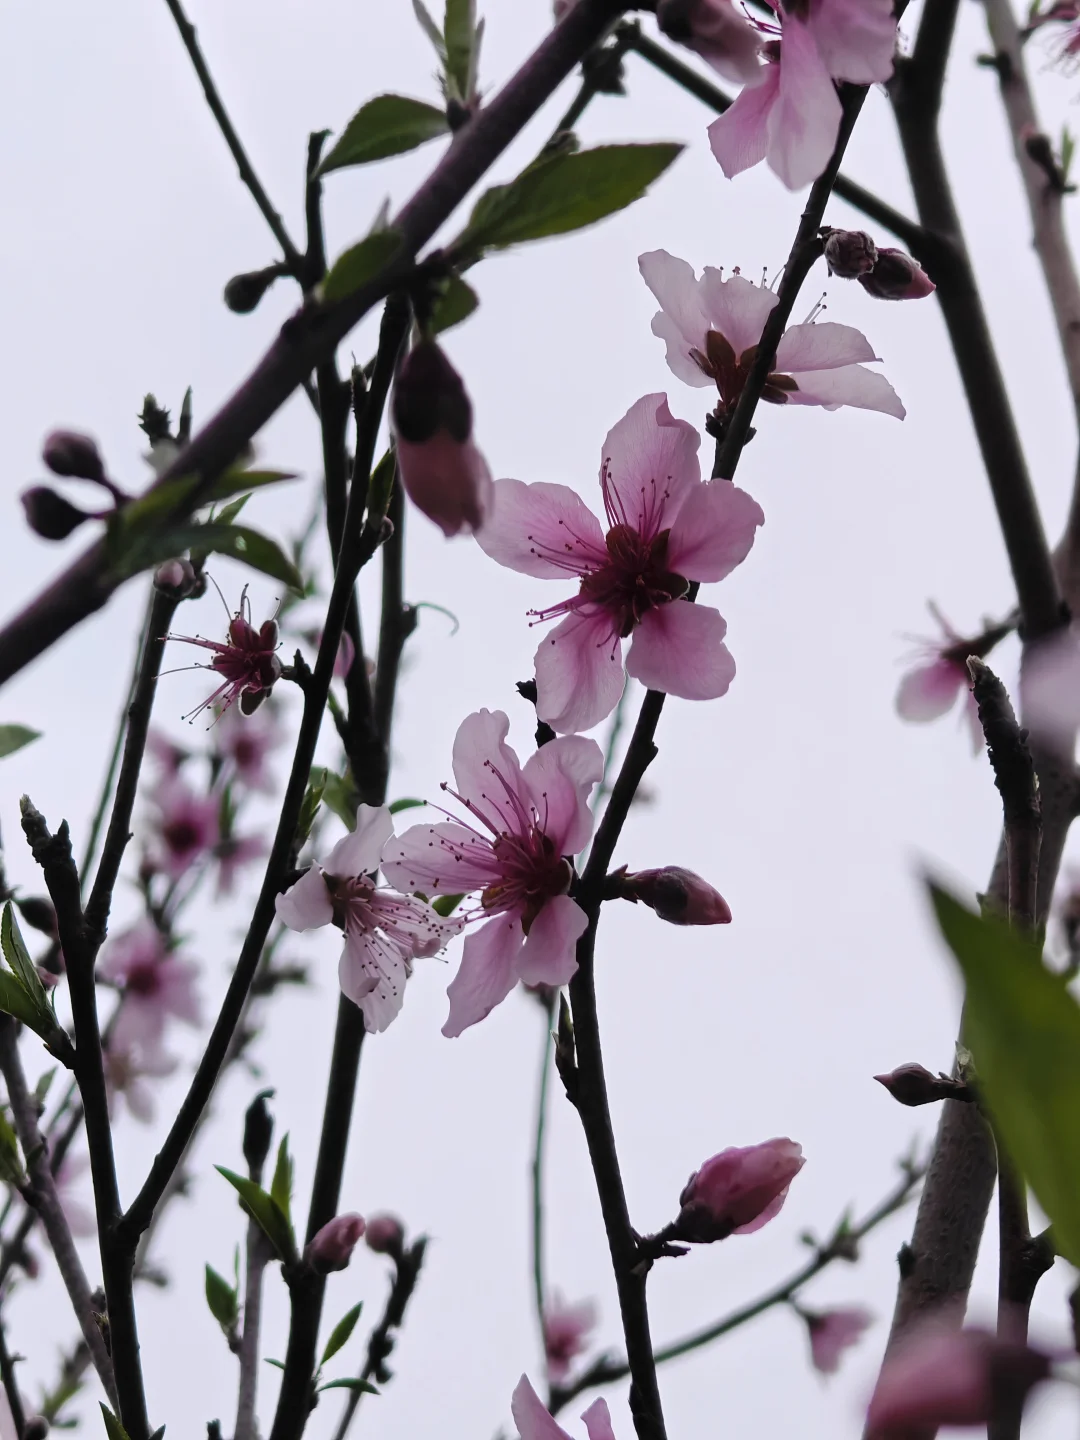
[
  {"x1": 666, "y1": 480, "x2": 764, "y2": 582},
  {"x1": 895, "y1": 659, "x2": 966, "y2": 722},
  {"x1": 626, "y1": 603, "x2": 736, "y2": 700},
  {"x1": 339, "y1": 931, "x2": 408, "y2": 1033},
  {"x1": 442, "y1": 912, "x2": 524, "y2": 1037},
  {"x1": 521, "y1": 735, "x2": 604, "y2": 856},
  {"x1": 581, "y1": 1400, "x2": 618, "y2": 1440},
  {"x1": 452, "y1": 708, "x2": 532, "y2": 836},
  {"x1": 766, "y1": 18, "x2": 842, "y2": 190},
  {"x1": 381, "y1": 821, "x2": 502, "y2": 896},
  {"x1": 275, "y1": 866, "x2": 333, "y2": 931},
  {"x1": 786, "y1": 364, "x2": 905, "y2": 417},
  {"x1": 699, "y1": 270, "x2": 779, "y2": 359},
  {"x1": 475, "y1": 479, "x2": 607, "y2": 578},
  {"x1": 599, "y1": 393, "x2": 701, "y2": 534},
  {"x1": 368, "y1": 891, "x2": 463, "y2": 958},
  {"x1": 809, "y1": 1307, "x2": 874, "y2": 1375},
  {"x1": 774, "y1": 321, "x2": 879, "y2": 372},
  {"x1": 638, "y1": 250, "x2": 712, "y2": 385},
  {"x1": 534, "y1": 609, "x2": 626, "y2": 734},
  {"x1": 684, "y1": 0, "x2": 766, "y2": 84},
  {"x1": 326, "y1": 804, "x2": 395, "y2": 877},
  {"x1": 160, "y1": 961, "x2": 202, "y2": 1025},
  {"x1": 511, "y1": 1377, "x2": 572, "y2": 1440},
  {"x1": 807, "y1": 0, "x2": 896, "y2": 83},
  {"x1": 517, "y1": 894, "x2": 588, "y2": 987},
  {"x1": 708, "y1": 64, "x2": 779, "y2": 178},
  {"x1": 732, "y1": 1182, "x2": 792, "y2": 1233}
]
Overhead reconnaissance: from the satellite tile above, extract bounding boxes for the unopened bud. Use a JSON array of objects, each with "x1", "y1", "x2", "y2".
[
  {"x1": 304, "y1": 1213, "x2": 366, "y2": 1273},
  {"x1": 22, "y1": 1417, "x2": 49, "y2": 1440},
  {"x1": 154, "y1": 558, "x2": 198, "y2": 598},
  {"x1": 675, "y1": 1138, "x2": 804, "y2": 1242},
  {"x1": 656, "y1": 0, "x2": 763, "y2": 85},
  {"x1": 224, "y1": 266, "x2": 283, "y2": 314},
  {"x1": 874, "y1": 1063, "x2": 973, "y2": 1106},
  {"x1": 15, "y1": 896, "x2": 58, "y2": 940},
  {"x1": 858, "y1": 248, "x2": 936, "y2": 301},
  {"x1": 822, "y1": 228, "x2": 878, "y2": 278},
  {"x1": 614, "y1": 865, "x2": 731, "y2": 925},
  {"x1": 393, "y1": 341, "x2": 472, "y2": 446},
  {"x1": 42, "y1": 430, "x2": 105, "y2": 482},
  {"x1": 242, "y1": 1090, "x2": 274, "y2": 1178},
  {"x1": 21, "y1": 487, "x2": 93, "y2": 540},
  {"x1": 364, "y1": 1213, "x2": 405, "y2": 1257}
]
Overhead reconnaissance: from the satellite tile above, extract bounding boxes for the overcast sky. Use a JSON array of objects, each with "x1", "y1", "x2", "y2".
[{"x1": 1, "y1": 0, "x2": 1078, "y2": 1436}]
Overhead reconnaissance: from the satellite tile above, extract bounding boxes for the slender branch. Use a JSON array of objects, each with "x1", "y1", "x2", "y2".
[
  {"x1": 0, "y1": 1308, "x2": 26, "y2": 1439},
  {"x1": 532, "y1": 1001, "x2": 556, "y2": 1338},
  {"x1": 235, "y1": 1136, "x2": 273, "y2": 1440},
  {"x1": 328, "y1": 1238, "x2": 427, "y2": 1440},
  {"x1": 373, "y1": 477, "x2": 417, "y2": 747},
  {"x1": 160, "y1": 0, "x2": 304, "y2": 273},
  {"x1": 551, "y1": 1160, "x2": 925, "y2": 1412},
  {"x1": 0, "y1": 1101, "x2": 85, "y2": 1292},
  {"x1": 0, "y1": 0, "x2": 632, "y2": 690},
  {"x1": 0, "y1": 1020, "x2": 115, "y2": 1405},
  {"x1": 615, "y1": 22, "x2": 924, "y2": 248}
]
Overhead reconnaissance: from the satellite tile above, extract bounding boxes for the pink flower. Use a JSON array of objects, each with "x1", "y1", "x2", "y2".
[
  {"x1": 391, "y1": 340, "x2": 493, "y2": 537},
  {"x1": 675, "y1": 1138, "x2": 805, "y2": 1241},
  {"x1": 476, "y1": 394, "x2": 764, "y2": 733},
  {"x1": 213, "y1": 703, "x2": 281, "y2": 793},
  {"x1": 98, "y1": 922, "x2": 201, "y2": 1055},
  {"x1": 381, "y1": 710, "x2": 603, "y2": 1037},
  {"x1": 147, "y1": 781, "x2": 221, "y2": 879},
  {"x1": 103, "y1": 1041, "x2": 178, "y2": 1123},
  {"x1": 145, "y1": 729, "x2": 188, "y2": 775},
  {"x1": 804, "y1": 1306, "x2": 873, "y2": 1374},
  {"x1": 617, "y1": 865, "x2": 731, "y2": 924},
  {"x1": 304, "y1": 1213, "x2": 366, "y2": 1273},
  {"x1": 166, "y1": 590, "x2": 282, "y2": 718},
  {"x1": 866, "y1": 1326, "x2": 1053, "y2": 1436},
  {"x1": 275, "y1": 805, "x2": 460, "y2": 1034},
  {"x1": 364, "y1": 1213, "x2": 405, "y2": 1256},
  {"x1": 708, "y1": 0, "x2": 897, "y2": 190},
  {"x1": 640, "y1": 250, "x2": 905, "y2": 422},
  {"x1": 215, "y1": 832, "x2": 268, "y2": 897},
  {"x1": 656, "y1": 0, "x2": 763, "y2": 84},
  {"x1": 511, "y1": 1376, "x2": 617, "y2": 1440},
  {"x1": 543, "y1": 1295, "x2": 598, "y2": 1385},
  {"x1": 895, "y1": 605, "x2": 984, "y2": 748}
]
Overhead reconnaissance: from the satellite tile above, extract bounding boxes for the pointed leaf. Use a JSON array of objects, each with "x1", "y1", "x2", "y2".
[
  {"x1": 317, "y1": 1378, "x2": 380, "y2": 1395},
  {"x1": 213, "y1": 495, "x2": 250, "y2": 527},
  {"x1": 430, "y1": 275, "x2": 479, "y2": 335},
  {"x1": 216, "y1": 1166, "x2": 297, "y2": 1265},
  {"x1": 100, "y1": 1406, "x2": 132, "y2": 1440},
  {"x1": 320, "y1": 1302, "x2": 364, "y2": 1366},
  {"x1": 453, "y1": 144, "x2": 683, "y2": 257},
  {"x1": 432, "y1": 893, "x2": 465, "y2": 917},
  {"x1": 930, "y1": 882, "x2": 1080, "y2": 1266},
  {"x1": 323, "y1": 230, "x2": 404, "y2": 305},
  {"x1": 319, "y1": 96, "x2": 449, "y2": 174},
  {"x1": 0, "y1": 726, "x2": 40, "y2": 760},
  {"x1": 270, "y1": 1136, "x2": 293, "y2": 1223},
  {"x1": 204, "y1": 1264, "x2": 239, "y2": 1334},
  {"x1": 264, "y1": 1358, "x2": 286, "y2": 1371},
  {"x1": 321, "y1": 770, "x2": 360, "y2": 831},
  {"x1": 0, "y1": 1108, "x2": 24, "y2": 1185},
  {"x1": 205, "y1": 468, "x2": 298, "y2": 505},
  {"x1": 0, "y1": 970, "x2": 44, "y2": 1030},
  {"x1": 388, "y1": 798, "x2": 426, "y2": 815},
  {"x1": 444, "y1": 0, "x2": 476, "y2": 100},
  {"x1": 3, "y1": 903, "x2": 47, "y2": 1003},
  {"x1": 412, "y1": 0, "x2": 447, "y2": 58}
]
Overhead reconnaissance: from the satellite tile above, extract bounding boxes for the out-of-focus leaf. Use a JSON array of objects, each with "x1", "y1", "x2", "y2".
[
  {"x1": 100, "y1": 1406, "x2": 132, "y2": 1440},
  {"x1": 112, "y1": 521, "x2": 303, "y2": 593},
  {"x1": 299, "y1": 769, "x2": 328, "y2": 848},
  {"x1": 444, "y1": 0, "x2": 476, "y2": 99},
  {"x1": 317, "y1": 1378, "x2": 380, "y2": 1395},
  {"x1": 432, "y1": 893, "x2": 464, "y2": 917},
  {"x1": 319, "y1": 96, "x2": 449, "y2": 173},
  {"x1": 0, "y1": 726, "x2": 40, "y2": 759},
  {"x1": 429, "y1": 275, "x2": 479, "y2": 335},
  {"x1": 0, "y1": 1108, "x2": 24, "y2": 1185},
  {"x1": 320, "y1": 1302, "x2": 363, "y2": 1366},
  {"x1": 322, "y1": 230, "x2": 404, "y2": 305},
  {"x1": 388, "y1": 798, "x2": 425, "y2": 815},
  {"x1": 412, "y1": 0, "x2": 446, "y2": 58},
  {"x1": 322, "y1": 771, "x2": 360, "y2": 831},
  {"x1": 205, "y1": 468, "x2": 297, "y2": 505}
]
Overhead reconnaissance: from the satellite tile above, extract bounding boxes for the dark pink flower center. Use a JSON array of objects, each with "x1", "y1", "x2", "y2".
[
  {"x1": 577, "y1": 524, "x2": 689, "y2": 638},
  {"x1": 163, "y1": 818, "x2": 204, "y2": 857},
  {"x1": 483, "y1": 831, "x2": 572, "y2": 931},
  {"x1": 124, "y1": 960, "x2": 163, "y2": 997},
  {"x1": 690, "y1": 330, "x2": 798, "y2": 413}
]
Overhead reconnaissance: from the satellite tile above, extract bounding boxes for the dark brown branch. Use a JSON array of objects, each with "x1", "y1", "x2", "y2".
[
  {"x1": 0, "y1": 1308, "x2": 26, "y2": 1440},
  {"x1": 373, "y1": 478, "x2": 417, "y2": 747}
]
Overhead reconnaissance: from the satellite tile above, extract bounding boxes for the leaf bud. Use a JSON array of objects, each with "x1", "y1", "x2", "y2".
[
  {"x1": 223, "y1": 265, "x2": 284, "y2": 314},
  {"x1": 822, "y1": 228, "x2": 878, "y2": 278},
  {"x1": 242, "y1": 1090, "x2": 275, "y2": 1178},
  {"x1": 21, "y1": 487, "x2": 93, "y2": 540},
  {"x1": 22, "y1": 1418, "x2": 49, "y2": 1440},
  {"x1": 41, "y1": 430, "x2": 106, "y2": 483}
]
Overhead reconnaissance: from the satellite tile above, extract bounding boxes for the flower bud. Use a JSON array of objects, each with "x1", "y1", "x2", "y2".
[
  {"x1": 618, "y1": 866, "x2": 731, "y2": 925},
  {"x1": 874, "y1": 1062, "x2": 960, "y2": 1106},
  {"x1": 674, "y1": 1138, "x2": 804, "y2": 1242},
  {"x1": 242, "y1": 1090, "x2": 274, "y2": 1177},
  {"x1": 858, "y1": 248, "x2": 936, "y2": 301},
  {"x1": 22, "y1": 1417, "x2": 49, "y2": 1440},
  {"x1": 866, "y1": 1326, "x2": 1053, "y2": 1437},
  {"x1": 15, "y1": 896, "x2": 58, "y2": 940},
  {"x1": 822, "y1": 228, "x2": 878, "y2": 278},
  {"x1": 42, "y1": 430, "x2": 105, "y2": 483},
  {"x1": 304, "y1": 1213, "x2": 366, "y2": 1273},
  {"x1": 364, "y1": 1212, "x2": 405, "y2": 1257},
  {"x1": 21, "y1": 487, "x2": 93, "y2": 540},
  {"x1": 656, "y1": 0, "x2": 763, "y2": 84},
  {"x1": 154, "y1": 558, "x2": 198, "y2": 598},
  {"x1": 391, "y1": 341, "x2": 493, "y2": 538},
  {"x1": 224, "y1": 266, "x2": 283, "y2": 314}
]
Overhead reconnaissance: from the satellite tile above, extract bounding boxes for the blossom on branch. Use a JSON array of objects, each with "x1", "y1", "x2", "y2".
[
  {"x1": 543, "y1": 1294, "x2": 598, "y2": 1385},
  {"x1": 275, "y1": 804, "x2": 460, "y2": 1033},
  {"x1": 656, "y1": 0, "x2": 763, "y2": 83},
  {"x1": 511, "y1": 1376, "x2": 617, "y2": 1440},
  {"x1": 674, "y1": 1137, "x2": 805, "y2": 1240},
  {"x1": 104, "y1": 1042, "x2": 178, "y2": 1123},
  {"x1": 98, "y1": 921, "x2": 201, "y2": 1055},
  {"x1": 212, "y1": 702, "x2": 282, "y2": 793},
  {"x1": 894, "y1": 605, "x2": 985, "y2": 749},
  {"x1": 165, "y1": 589, "x2": 282, "y2": 718},
  {"x1": 640, "y1": 250, "x2": 905, "y2": 423},
  {"x1": 476, "y1": 394, "x2": 763, "y2": 733},
  {"x1": 382, "y1": 709, "x2": 603, "y2": 1036},
  {"x1": 708, "y1": 0, "x2": 897, "y2": 190},
  {"x1": 146, "y1": 781, "x2": 221, "y2": 879},
  {"x1": 803, "y1": 1306, "x2": 873, "y2": 1374}
]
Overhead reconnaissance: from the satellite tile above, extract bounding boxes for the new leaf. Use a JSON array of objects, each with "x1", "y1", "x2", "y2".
[{"x1": 318, "y1": 96, "x2": 449, "y2": 173}]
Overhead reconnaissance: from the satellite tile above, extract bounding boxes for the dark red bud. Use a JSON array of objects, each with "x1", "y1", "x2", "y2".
[
  {"x1": 21, "y1": 487, "x2": 93, "y2": 540},
  {"x1": 41, "y1": 430, "x2": 105, "y2": 482},
  {"x1": 858, "y1": 248, "x2": 936, "y2": 301},
  {"x1": 224, "y1": 266, "x2": 282, "y2": 314},
  {"x1": 392, "y1": 341, "x2": 473, "y2": 446},
  {"x1": 15, "y1": 896, "x2": 58, "y2": 940},
  {"x1": 873, "y1": 1063, "x2": 969, "y2": 1106},
  {"x1": 823, "y1": 228, "x2": 878, "y2": 278}
]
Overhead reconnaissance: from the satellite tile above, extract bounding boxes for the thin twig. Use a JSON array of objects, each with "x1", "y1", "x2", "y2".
[
  {"x1": 235, "y1": 1129, "x2": 273, "y2": 1440},
  {"x1": 373, "y1": 478, "x2": 417, "y2": 748},
  {"x1": 532, "y1": 1000, "x2": 556, "y2": 1338},
  {"x1": 0, "y1": 1308, "x2": 26, "y2": 1439}
]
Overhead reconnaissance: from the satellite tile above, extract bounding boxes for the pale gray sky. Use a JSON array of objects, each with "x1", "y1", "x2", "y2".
[{"x1": 0, "y1": 0, "x2": 1077, "y2": 1435}]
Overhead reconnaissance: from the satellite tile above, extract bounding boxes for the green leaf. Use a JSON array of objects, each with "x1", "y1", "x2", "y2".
[
  {"x1": 213, "y1": 494, "x2": 250, "y2": 527},
  {"x1": 453, "y1": 143, "x2": 683, "y2": 257},
  {"x1": 388, "y1": 798, "x2": 425, "y2": 815},
  {"x1": 930, "y1": 881, "x2": 1080, "y2": 1266},
  {"x1": 317, "y1": 1378, "x2": 380, "y2": 1395},
  {"x1": 320, "y1": 1302, "x2": 363, "y2": 1366},
  {"x1": 204, "y1": 1264, "x2": 239, "y2": 1334},
  {"x1": 298, "y1": 768, "x2": 328, "y2": 848},
  {"x1": 34, "y1": 1067, "x2": 56, "y2": 1106},
  {"x1": 319, "y1": 96, "x2": 449, "y2": 174},
  {"x1": 205, "y1": 468, "x2": 297, "y2": 505},
  {"x1": 444, "y1": 0, "x2": 476, "y2": 100},
  {"x1": 0, "y1": 726, "x2": 40, "y2": 760},
  {"x1": 322, "y1": 229, "x2": 404, "y2": 305},
  {"x1": 432, "y1": 893, "x2": 465, "y2": 917},
  {"x1": 269, "y1": 1136, "x2": 293, "y2": 1224},
  {"x1": 100, "y1": 1406, "x2": 132, "y2": 1440},
  {"x1": 322, "y1": 770, "x2": 360, "y2": 831},
  {"x1": 264, "y1": 1358, "x2": 286, "y2": 1371},
  {"x1": 0, "y1": 1108, "x2": 24, "y2": 1185},
  {"x1": 429, "y1": 275, "x2": 479, "y2": 335},
  {"x1": 0, "y1": 903, "x2": 59, "y2": 1044},
  {"x1": 216, "y1": 1166, "x2": 298, "y2": 1265},
  {"x1": 3, "y1": 904, "x2": 46, "y2": 1003},
  {"x1": 412, "y1": 0, "x2": 446, "y2": 58},
  {"x1": 0, "y1": 970, "x2": 44, "y2": 1030}
]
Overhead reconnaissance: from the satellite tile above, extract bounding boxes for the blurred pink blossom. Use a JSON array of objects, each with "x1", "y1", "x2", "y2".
[
  {"x1": 676, "y1": 1138, "x2": 805, "y2": 1241},
  {"x1": 894, "y1": 605, "x2": 984, "y2": 749},
  {"x1": 708, "y1": 0, "x2": 897, "y2": 189},
  {"x1": 364, "y1": 1212, "x2": 405, "y2": 1255},
  {"x1": 145, "y1": 729, "x2": 188, "y2": 775},
  {"x1": 640, "y1": 250, "x2": 905, "y2": 421},
  {"x1": 511, "y1": 1376, "x2": 616, "y2": 1440},
  {"x1": 477, "y1": 394, "x2": 763, "y2": 733},
  {"x1": 147, "y1": 782, "x2": 221, "y2": 879},
  {"x1": 305, "y1": 1213, "x2": 366, "y2": 1273},
  {"x1": 215, "y1": 832, "x2": 268, "y2": 897},
  {"x1": 382, "y1": 710, "x2": 603, "y2": 1037},
  {"x1": 276, "y1": 805, "x2": 459, "y2": 1033},
  {"x1": 805, "y1": 1306, "x2": 873, "y2": 1374},
  {"x1": 543, "y1": 1294, "x2": 598, "y2": 1385},
  {"x1": 104, "y1": 1042, "x2": 178, "y2": 1123},
  {"x1": 213, "y1": 703, "x2": 282, "y2": 792},
  {"x1": 98, "y1": 922, "x2": 201, "y2": 1054}
]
